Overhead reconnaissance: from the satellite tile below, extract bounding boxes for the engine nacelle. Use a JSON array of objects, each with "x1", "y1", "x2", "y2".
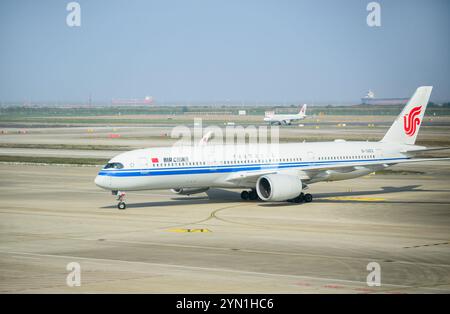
[
  {"x1": 171, "y1": 187, "x2": 209, "y2": 195},
  {"x1": 256, "y1": 174, "x2": 302, "y2": 202}
]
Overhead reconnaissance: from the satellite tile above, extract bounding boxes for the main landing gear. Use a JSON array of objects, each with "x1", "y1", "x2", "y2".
[
  {"x1": 240, "y1": 190, "x2": 313, "y2": 203},
  {"x1": 241, "y1": 189, "x2": 258, "y2": 201},
  {"x1": 288, "y1": 192, "x2": 313, "y2": 203},
  {"x1": 114, "y1": 191, "x2": 126, "y2": 210}
]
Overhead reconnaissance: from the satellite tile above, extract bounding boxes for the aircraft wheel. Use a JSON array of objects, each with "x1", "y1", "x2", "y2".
[
  {"x1": 241, "y1": 191, "x2": 249, "y2": 200},
  {"x1": 249, "y1": 190, "x2": 258, "y2": 200},
  {"x1": 304, "y1": 193, "x2": 313, "y2": 203},
  {"x1": 118, "y1": 202, "x2": 126, "y2": 210},
  {"x1": 291, "y1": 193, "x2": 303, "y2": 203}
]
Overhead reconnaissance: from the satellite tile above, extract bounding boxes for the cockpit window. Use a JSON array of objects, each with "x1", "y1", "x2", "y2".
[{"x1": 104, "y1": 162, "x2": 124, "y2": 169}]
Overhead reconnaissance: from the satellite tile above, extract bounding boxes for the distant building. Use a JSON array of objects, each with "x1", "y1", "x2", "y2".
[
  {"x1": 238, "y1": 110, "x2": 246, "y2": 115},
  {"x1": 361, "y1": 90, "x2": 408, "y2": 105}
]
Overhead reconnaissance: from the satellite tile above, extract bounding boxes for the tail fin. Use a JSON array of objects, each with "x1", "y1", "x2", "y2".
[
  {"x1": 265, "y1": 111, "x2": 275, "y2": 118},
  {"x1": 299, "y1": 104, "x2": 307, "y2": 116},
  {"x1": 198, "y1": 131, "x2": 213, "y2": 146},
  {"x1": 381, "y1": 86, "x2": 432, "y2": 145}
]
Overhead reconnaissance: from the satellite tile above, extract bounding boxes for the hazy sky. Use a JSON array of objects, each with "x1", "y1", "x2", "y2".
[{"x1": 0, "y1": 0, "x2": 449, "y2": 103}]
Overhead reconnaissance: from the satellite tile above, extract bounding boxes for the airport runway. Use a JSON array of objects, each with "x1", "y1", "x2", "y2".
[
  {"x1": 2, "y1": 119, "x2": 450, "y2": 150},
  {"x1": 0, "y1": 162, "x2": 449, "y2": 293}
]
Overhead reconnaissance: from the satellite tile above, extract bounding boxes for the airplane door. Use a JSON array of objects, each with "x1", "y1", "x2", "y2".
[
  {"x1": 209, "y1": 158, "x2": 219, "y2": 172},
  {"x1": 138, "y1": 157, "x2": 148, "y2": 168},
  {"x1": 307, "y1": 151, "x2": 315, "y2": 162},
  {"x1": 208, "y1": 147, "x2": 219, "y2": 171},
  {"x1": 375, "y1": 148, "x2": 383, "y2": 159},
  {"x1": 138, "y1": 157, "x2": 150, "y2": 175}
]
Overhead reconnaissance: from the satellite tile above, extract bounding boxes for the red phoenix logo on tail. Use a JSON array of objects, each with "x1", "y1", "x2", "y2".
[{"x1": 403, "y1": 106, "x2": 422, "y2": 136}]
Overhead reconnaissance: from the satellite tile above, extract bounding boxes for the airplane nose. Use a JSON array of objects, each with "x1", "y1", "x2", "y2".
[{"x1": 95, "y1": 175, "x2": 109, "y2": 189}]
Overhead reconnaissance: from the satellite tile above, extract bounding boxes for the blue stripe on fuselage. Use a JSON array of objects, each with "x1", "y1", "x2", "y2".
[{"x1": 97, "y1": 157, "x2": 407, "y2": 177}]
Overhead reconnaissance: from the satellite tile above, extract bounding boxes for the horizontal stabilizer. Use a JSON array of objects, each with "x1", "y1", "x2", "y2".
[{"x1": 401, "y1": 147, "x2": 450, "y2": 155}]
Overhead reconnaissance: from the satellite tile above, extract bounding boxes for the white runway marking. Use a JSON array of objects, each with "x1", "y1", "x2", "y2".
[
  {"x1": 0, "y1": 250, "x2": 400, "y2": 287},
  {"x1": 1, "y1": 250, "x2": 446, "y2": 292}
]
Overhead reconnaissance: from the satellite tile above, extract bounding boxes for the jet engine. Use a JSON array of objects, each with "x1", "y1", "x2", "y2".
[
  {"x1": 171, "y1": 187, "x2": 209, "y2": 195},
  {"x1": 256, "y1": 174, "x2": 302, "y2": 201}
]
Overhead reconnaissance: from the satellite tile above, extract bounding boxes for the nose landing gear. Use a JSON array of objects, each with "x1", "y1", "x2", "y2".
[{"x1": 114, "y1": 191, "x2": 126, "y2": 210}]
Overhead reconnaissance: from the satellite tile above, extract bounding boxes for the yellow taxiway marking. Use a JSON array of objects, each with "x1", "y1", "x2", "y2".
[
  {"x1": 322, "y1": 196, "x2": 385, "y2": 202},
  {"x1": 167, "y1": 228, "x2": 211, "y2": 233}
]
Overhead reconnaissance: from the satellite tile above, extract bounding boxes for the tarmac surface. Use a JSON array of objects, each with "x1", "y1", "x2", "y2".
[{"x1": 0, "y1": 162, "x2": 449, "y2": 293}]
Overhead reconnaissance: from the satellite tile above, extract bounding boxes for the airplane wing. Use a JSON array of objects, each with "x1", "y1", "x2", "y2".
[
  {"x1": 401, "y1": 147, "x2": 450, "y2": 156},
  {"x1": 300, "y1": 157, "x2": 450, "y2": 182},
  {"x1": 225, "y1": 157, "x2": 450, "y2": 185},
  {"x1": 281, "y1": 157, "x2": 450, "y2": 171},
  {"x1": 383, "y1": 157, "x2": 450, "y2": 164},
  {"x1": 225, "y1": 169, "x2": 279, "y2": 185},
  {"x1": 307, "y1": 157, "x2": 450, "y2": 170}
]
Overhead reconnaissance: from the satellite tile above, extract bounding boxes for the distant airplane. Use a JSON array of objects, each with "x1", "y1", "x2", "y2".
[
  {"x1": 264, "y1": 104, "x2": 307, "y2": 125},
  {"x1": 111, "y1": 96, "x2": 153, "y2": 105},
  {"x1": 95, "y1": 86, "x2": 449, "y2": 210}
]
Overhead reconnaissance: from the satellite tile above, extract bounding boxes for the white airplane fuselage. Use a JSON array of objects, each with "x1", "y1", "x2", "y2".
[
  {"x1": 95, "y1": 86, "x2": 442, "y2": 207},
  {"x1": 263, "y1": 113, "x2": 306, "y2": 125},
  {"x1": 94, "y1": 141, "x2": 416, "y2": 191},
  {"x1": 264, "y1": 104, "x2": 307, "y2": 125}
]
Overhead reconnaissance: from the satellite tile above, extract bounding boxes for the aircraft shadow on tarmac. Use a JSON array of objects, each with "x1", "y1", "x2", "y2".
[
  {"x1": 315, "y1": 185, "x2": 424, "y2": 197},
  {"x1": 101, "y1": 185, "x2": 450, "y2": 209},
  {"x1": 101, "y1": 189, "x2": 239, "y2": 209},
  {"x1": 261, "y1": 185, "x2": 450, "y2": 207}
]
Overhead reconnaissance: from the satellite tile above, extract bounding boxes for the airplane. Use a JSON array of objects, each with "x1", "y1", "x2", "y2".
[
  {"x1": 263, "y1": 104, "x2": 307, "y2": 125},
  {"x1": 95, "y1": 86, "x2": 448, "y2": 210}
]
